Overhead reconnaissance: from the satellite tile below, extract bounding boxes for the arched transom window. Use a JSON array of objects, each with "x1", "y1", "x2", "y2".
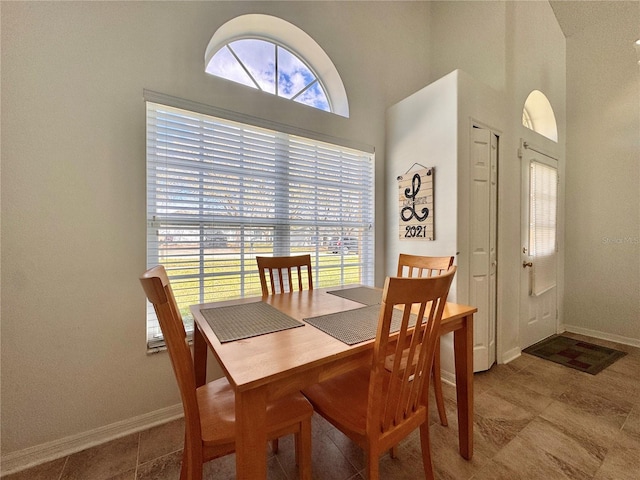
[
  {"x1": 522, "y1": 90, "x2": 558, "y2": 142},
  {"x1": 207, "y1": 38, "x2": 330, "y2": 112},
  {"x1": 205, "y1": 14, "x2": 349, "y2": 117}
]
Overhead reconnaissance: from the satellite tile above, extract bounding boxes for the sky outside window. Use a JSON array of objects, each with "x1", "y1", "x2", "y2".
[{"x1": 207, "y1": 38, "x2": 330, "y2": 112}]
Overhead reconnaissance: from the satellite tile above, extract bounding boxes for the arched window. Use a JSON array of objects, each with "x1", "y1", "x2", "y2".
[
  {"x1": 205, "y1": 15, "x2": 349, "y2": 117},
  {"x1": 522, "y1": 90, "x2": 558, "y2": 142},
  {"x1": 522, "y1": 107, "x2": 534, "y2": 130},
  {"x1": 207, "y1": 39, "x2": 330, "y2": 111}
]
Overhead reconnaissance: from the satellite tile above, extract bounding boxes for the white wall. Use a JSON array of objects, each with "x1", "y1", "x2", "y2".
[
  {"x1": 401, "y1": 1, "x2": 566, "y2": 364},
  {"x1": 563, "y1": 1, "x2": 640, "y2": 343},
  {"x1": 385, "y1": 73, "x2": 459, "y2": 283},
  {"x1": 0, "y1": 0, "x2": 431, "y2": 460}
]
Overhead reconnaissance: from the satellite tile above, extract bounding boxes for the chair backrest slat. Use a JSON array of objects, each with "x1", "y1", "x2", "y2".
[
  {"x1": 369, "y1": 268, "x2": 456, "y2": 436},
  {"x1": 257, "y1": 255, "x2": 313, "y2": 296}
]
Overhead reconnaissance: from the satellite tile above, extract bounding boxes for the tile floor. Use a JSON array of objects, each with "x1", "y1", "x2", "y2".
[{"x1": 4, "y1": 333, "x2": 640, "y2": 480}]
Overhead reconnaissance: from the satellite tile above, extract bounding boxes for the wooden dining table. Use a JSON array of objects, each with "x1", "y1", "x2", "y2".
[{"x1": 191, "y1": 286, "x2": 476, "y2": 479}]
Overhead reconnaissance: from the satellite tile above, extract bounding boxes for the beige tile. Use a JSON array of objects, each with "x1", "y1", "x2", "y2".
[
  {"x1": 622, "y1": 406, "x2": 640, "y2": 442},
  {"x1": 309, "y1": 413, "x2": 335, "y2": 439},
  {"x1": 508, "y1": 358, "x2": 579, "y2": 398},
  {"x1": 540, "y1": 400, "x2": 620, "y2": 459},
  {"x1": 470, "y1": 458, "x2": 525, "y2": 480},
  {"x1": 200, "y1": 452, "x2": 287, "y2": 480},
  {"x1": 574, "y1": 366, "x2": 640, "y2": 405},
  {"x1": 108, "y1": 470, "x2": 136, "y2": 480},
  {"x1": 11, "y1": 334, "x2": 639, "y2": 480},
  {"x1": 376, "y1": 451, "x2": 425, "y2": 480},
  {"x1": 473, "y1": 358, "x2": 532, "y2": 395},
  {"x1": 201, "y1": 453, "x2": 235, "y2": 480},
  {"x1": 517, "y1": 417, "x2": 604, "y2": 477},
  {"x1": 427, "y1": 383, "x2": 458, "y2": 425},
  {"x1": 553, "y1": 383, "x2": 633, "y2": 429},
  {"x1": 503, "y1": 353, "x2": 538, "y2": 372},
  {"x1": 136, "y1": 450, "x2": 182, "y2": 480},
  {"x1": 423, "y1": 421, "x2": 490, "y2": 480},
  {"x1": 606, "y1": 348, "x2": 640, "y2": 377},
  {"x1": 472, "y1": 389, "x2": 537, "y2": 457},
  {"x1": 492, "y1": 436, "x2": 587, "y2": 480},
  {"x1": 263, "y1": 432, "x2": 313, "y2": 480},
  {"x1": 284, "y1": 415, "x2": 361, "y2": 479},
  {"x1": 344, "y1": 473, "x2": 365, "y2": 480},
  {"x1": 137, "y1": 419, "x2": 185, "y2": 464},
  {"x1": 592, "y1": 431, "x2": 640, "y2": 480},
  {"x1": 319, "y1": 429, "x2": 363, "y2": 476},
  {"x1": 485, "y1": 377, "x2": 554, "y2": 416},
  {"x1": 1, "y1": 458, "x2": 67, "y2": 480},
  {"x1": 60, "y1": 434, "x2": 139, "y2": 480}
]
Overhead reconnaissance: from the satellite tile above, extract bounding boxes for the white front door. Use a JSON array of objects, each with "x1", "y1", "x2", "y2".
[
  {"x1": 470, "y1": 126, "x2": 497, "y2": 371},
  {"x1": 520, "y1": 141, "x2": 558, "y2": 348}
]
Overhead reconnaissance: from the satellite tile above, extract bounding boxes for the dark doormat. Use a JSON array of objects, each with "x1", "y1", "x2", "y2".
[{"x1": 523, "y1": 335, "x2": 627, "y2": 375}]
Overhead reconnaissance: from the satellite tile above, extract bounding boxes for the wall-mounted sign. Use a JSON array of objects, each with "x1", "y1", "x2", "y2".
[{"x1": 398, "y1": 167, "x2": 434, "y2": 240}]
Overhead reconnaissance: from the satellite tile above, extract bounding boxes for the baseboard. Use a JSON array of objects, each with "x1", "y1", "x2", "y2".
[
  {"x1": 562, "y1": 325, "x2": 640, "y2": 349},
  {"x1": 501, "y1": 346, "x2": 522, "y2": 365},
  {"x1": 1, "y1": 404, "x2": 183, "y2": 476},
  {"x1": 441, "y1": 368, "x2": 456, "y2": 387}
]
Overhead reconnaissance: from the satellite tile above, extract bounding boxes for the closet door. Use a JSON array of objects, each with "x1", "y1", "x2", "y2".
[{"x1": 470, "y1": 126, "x2": 497, "y2": 371}]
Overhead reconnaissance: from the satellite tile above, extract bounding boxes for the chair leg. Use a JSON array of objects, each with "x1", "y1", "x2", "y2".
[
  {"x1": 179, "y1": 448, "x2": 189, "y2": 480},
  {"x1": 419, "y1": 422, "x2": 435, "y2": 480},
  {"x1": 432, "y1": 339, "x2": 448, "y2": 426},
  {"x1": 180, "y1": 444, "x2": 203, "y2": 480},
  {"x1": 296, "y1": 418, "x2": 312, "y2": 480},
  {"x1": 271, "y1": 438, "x2": 279, "y2": 454},
  {"x1": 390, "y1": 445, "x2": 399, "y2": 459},
  {"x1": 366, "y1": 448, "x2": 380, "y2": 480}
]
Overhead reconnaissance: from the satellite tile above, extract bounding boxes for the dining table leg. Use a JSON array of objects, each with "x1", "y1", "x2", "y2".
[
  {"x1": 235, "y1": 386, "x2": 268, "y2": 479},
  {"x1": 453, "y1": 313, "x2": 474, "y2": 460}
]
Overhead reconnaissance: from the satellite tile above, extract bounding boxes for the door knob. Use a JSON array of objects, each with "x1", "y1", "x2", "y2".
[{"x1": 523, "y1": 261, "x2": 533, "y2": 268}]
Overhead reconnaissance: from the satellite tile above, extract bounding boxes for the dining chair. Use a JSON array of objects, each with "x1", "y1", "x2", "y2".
[
  {"x1": 256, "y1": 254, "x2": 313, "y2": 296},
  {"x1": 255, "y1": 254, "x2": 313, "y2": 454},
  {"x1": 302, "y1": 269, "x2": 456, "y2": 480},
  {"x1": 140, "y1": 265, "x2": 313, "y2": 480},
  {"x1": 397, "y1": 253, "x2": 454, "y2": 427}
]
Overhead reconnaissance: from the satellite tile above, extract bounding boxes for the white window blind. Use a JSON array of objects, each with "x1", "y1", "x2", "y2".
[
  {"x1": 146, "y1": 101, "x2": 375, "y2": 349},
  {"x1": 529, "y1": 160, "x2": 557, "y2": 296}
]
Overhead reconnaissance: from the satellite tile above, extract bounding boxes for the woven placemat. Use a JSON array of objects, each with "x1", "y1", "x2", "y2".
[
  {"x1": 200, "y1": 301, "x2": 304, "y2": 343},
  {"x1": 327, "y1": 287, "x2": 382, "y2": 306},
  {"x1": 304, "y1": 305, "x2": 417, "y2": 345}
]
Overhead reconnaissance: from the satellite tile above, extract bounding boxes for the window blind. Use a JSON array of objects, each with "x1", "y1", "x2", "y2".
[
  {"x1": 146, "y1": 101, "x2": 375, "y2": 349},
  {"x1": 529, "y1": 160, "x2": 557, "y2": 296}
]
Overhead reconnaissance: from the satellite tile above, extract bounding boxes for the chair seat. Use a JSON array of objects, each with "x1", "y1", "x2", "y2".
[
  {"x1": 199, "y1": 377, "x2": 314, "y2": 449},
  {"x1": 302, "y1": 365, "x2": 375, "y2": 443}
]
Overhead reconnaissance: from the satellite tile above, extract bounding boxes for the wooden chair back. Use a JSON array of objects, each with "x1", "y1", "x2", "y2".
[
  {"x1": 139, "y1": 266, "x2": 201, "y2": 453},
  {"x1": 396, "y1": 253, "x2": 454, "y2": 278},
  {"x1": 395, "y1": 253, "x2": 455, "y2": 429},
  {"x1": 369, "y1": 268, "x2": 456, "y2": 450},
  {"x1": 256, "y1": 254, "x2": 313, "y2": 296}
]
